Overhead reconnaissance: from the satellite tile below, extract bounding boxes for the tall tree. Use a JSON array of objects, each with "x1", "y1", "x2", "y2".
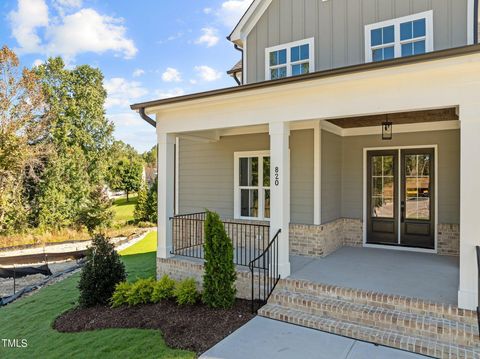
[
  {"x1": 34, "y1": 58, "x2": 114, "y2": 229},
  {"x1": 0, "y1": 46, "x2": 47, "y2": 234}
]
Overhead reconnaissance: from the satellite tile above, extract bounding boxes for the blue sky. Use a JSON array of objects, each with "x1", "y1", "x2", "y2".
[{"x1": 0, "y1": 0, "x2": 252, "y2": 152}]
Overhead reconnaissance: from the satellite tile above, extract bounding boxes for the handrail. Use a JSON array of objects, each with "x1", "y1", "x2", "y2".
[
  {"x1": 476, "y1": 246, "x2": 480, "y2": 339},
  {"x1": 249, "y1": 229, "x2": 281, "y2": 313}
]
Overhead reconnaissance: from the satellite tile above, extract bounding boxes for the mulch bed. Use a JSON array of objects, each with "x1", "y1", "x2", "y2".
[{"x1": 54, "y1": 299, "x2": 256, "y2": 355}]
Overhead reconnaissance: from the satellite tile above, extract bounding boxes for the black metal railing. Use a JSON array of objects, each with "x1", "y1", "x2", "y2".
[
  {"x1": 170, "y1": 212, "x2": 270, "y2": 267},
  {"x1": 249, "y1": 229, "x2": 281, "y2": 313},
  {"x1": 476, "y1": 246, "x2": 480, "y2": 338}
]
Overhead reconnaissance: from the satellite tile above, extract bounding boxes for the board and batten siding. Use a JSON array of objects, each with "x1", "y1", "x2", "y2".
[
  {"x1": 247, "y1": 0, "x2": 469, "y2": 83},
  {"x1": 178, "y1": 130, "x2": 315, "y2": 224}
]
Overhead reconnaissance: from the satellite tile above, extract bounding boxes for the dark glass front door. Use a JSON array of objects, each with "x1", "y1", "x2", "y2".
[{"x1": 366, "y1": 148, "x2": 435, "y2": 249}]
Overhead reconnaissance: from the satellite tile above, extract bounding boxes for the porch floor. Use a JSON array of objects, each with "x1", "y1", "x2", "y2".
[{"x1": 290, "y1": 247, "x2": 459, "y2": 305}]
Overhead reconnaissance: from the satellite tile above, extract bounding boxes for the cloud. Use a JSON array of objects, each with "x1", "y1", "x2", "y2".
[
  {"x1": 195, "y1": 27, "x2": 219, "y2": 47},
  {"x1": 108, "y1": 112, "x2": 141, "y2": 127},
  {"x1": 154, "y1": 88, "x2": 185, "y2": 99},
  {"x1": 162, "y1": 67, "x2": 182, "y2": 82},
  {"x1": 104, "y1": 77, "x2": 148, "y2": 109},
  {"x1": 194, "y1": 65, "x2": 222, "y2": 82},
  {"x1": 32, "y1": 58, "x2": 44, "y2": 67},
  {"x1": 216, "y1": 0, "x2": 252, "y2": 28},
  {"x1": 8, "y1": 0, "x2": 49, "y2": 53},
  {"x1": 132, "y1": 68, "x2": 145, "y2": 77},
  {"x1": 8, "y1": 0, "x2": 137, "y2": 62},
  {"x1": 203, "y1": 8, "x2": 213, "y2": 14}
]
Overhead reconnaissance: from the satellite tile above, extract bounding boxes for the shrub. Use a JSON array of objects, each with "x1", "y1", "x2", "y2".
[
  {"x1": 78, "y1": 234, "x2": 126, "y2": 307},
  {"x1": 126, "y1": 278, "x2": 156, "y2": 306},
  {"x1": 173, "y1": 278, "x2": 198, "y2": 305},
  {"x1": 151, "y1": 275, "x2": 176, "y2": 303},
  {"x1": 111, "y1": 281, "x2": 132, "y2": 308},
  {"x1": 134, "y1": 182, "x2": 148, "y2": 221},
  {"x1": 145, "y1": 178, "x2": 157, "y2": 223},
  {"x1": 202, "y1": 211, "x2": 236, "y2": 308}
]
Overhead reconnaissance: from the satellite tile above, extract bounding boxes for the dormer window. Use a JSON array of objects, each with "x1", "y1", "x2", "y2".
[
  {"x1": 265, "y1": 38, "x2": 315, "y2": 80},
  {"x1": 365, "y1": 11, "x2": 433, "y2": 63}
]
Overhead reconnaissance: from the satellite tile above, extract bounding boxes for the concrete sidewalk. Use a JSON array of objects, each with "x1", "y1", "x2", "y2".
[{"x1": 201, "y1": 317, "x2": 429, "y2": 359}]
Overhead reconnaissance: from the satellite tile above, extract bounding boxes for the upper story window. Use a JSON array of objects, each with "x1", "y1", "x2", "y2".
[
  {"x1": 365, "y1": 11, "x2": 433, "y2": 63},
  {"x1": 265, "y1": 38, "x2": 315, "y2": 80}
]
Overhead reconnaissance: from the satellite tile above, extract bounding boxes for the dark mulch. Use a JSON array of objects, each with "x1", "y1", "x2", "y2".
[{"x1": 54, "y1": 299, "x2": 256, "y2": 355}]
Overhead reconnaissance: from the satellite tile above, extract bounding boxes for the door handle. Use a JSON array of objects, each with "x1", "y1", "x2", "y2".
[{"x1": 401, "y1": 201, "x2": 405, "y2": 223}]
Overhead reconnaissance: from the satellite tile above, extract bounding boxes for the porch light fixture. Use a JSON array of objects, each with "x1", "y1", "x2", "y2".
[{"x1": 382, "y1": 116, "x2": 393, "y2": 140}]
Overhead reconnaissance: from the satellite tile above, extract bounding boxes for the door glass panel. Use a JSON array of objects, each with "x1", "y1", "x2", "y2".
[
  {"x1": 405, "y1": 154, "x2": 430, "y2": 220},
  {"x1": 240, "y1": 189, "x2": 258, "y2": 217},
  {"x1": 371, "y1": 155, "x2": 395, "y2": 218},
  {"x1": 239, "y1": 157, "x2": 258, "y2": 186}
]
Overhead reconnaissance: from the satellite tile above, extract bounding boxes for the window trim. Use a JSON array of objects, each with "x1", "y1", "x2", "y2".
[
  {"x1": 365, "y1": 11, "x2": 434, "y2": 63},
  {"x1": 234, "y1": 150, "x2": 271, "y2": 221},
  {"x1": 265, "y1": 38, "x2": 315, "y2": 80}
]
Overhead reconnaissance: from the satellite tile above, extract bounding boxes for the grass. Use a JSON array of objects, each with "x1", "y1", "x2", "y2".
[
  {"x1": 112, "y1": 195, "x2": 138, "y2": 224},
  {"x1": 0, "y1": 233, "x2": 193, "y2": 359},
  {"x1": 119, "y1": 231, "x2": 157, "y2": 257}
]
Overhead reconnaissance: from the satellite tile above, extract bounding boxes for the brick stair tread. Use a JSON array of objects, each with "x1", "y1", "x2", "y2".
[
  {"x1": 280, "y1": 278, "x2": 478, "y2": 326},
  {"x1": 259, "y1": 303, "x2": 479, "y2": 359},
  {"x1": 271, "y1": 288, "x2": 479, "y2": 340}
]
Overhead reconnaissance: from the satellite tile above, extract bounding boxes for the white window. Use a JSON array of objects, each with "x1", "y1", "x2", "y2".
[
  {"x1": 234, "y1": 151, "x2": 270, "y2": 220},
  {"x1": 265, "y1": 38, "x2": 315, "y2": 80},
  {"x1": 365, "y1": 11, "x2": 433, "y2": 62}
]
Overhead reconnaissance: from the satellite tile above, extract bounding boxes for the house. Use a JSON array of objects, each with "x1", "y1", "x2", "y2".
[{"x1": 131, "y1": 1, "x2": 480, "y2": 357}]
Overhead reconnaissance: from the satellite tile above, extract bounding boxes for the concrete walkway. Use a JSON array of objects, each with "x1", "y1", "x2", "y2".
[{"x1": 201, "y1": 317, "x2": 428, "y2": 359}]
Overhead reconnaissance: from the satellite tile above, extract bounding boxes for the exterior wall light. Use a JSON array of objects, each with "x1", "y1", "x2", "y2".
[{"x1": 382, "y1": 116, "x2": 393, "y2": 140}]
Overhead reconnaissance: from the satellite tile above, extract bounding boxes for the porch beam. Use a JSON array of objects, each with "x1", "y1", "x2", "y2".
[
  {"x1": 269, "y1": 121, "x2": 291, "y2": 278},
  {"x1": 157, "y1": 132, "x2": 176, "y2": 259},
  {"x1": 458, "y1": 105, "x2": 480, "y2": 310},
  {"x1": 314, "y1": 121, "x2": 322, "y2": 225}
]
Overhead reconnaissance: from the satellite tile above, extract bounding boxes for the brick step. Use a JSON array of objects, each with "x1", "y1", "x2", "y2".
[
  {"x1": 270, "y1": 289, "x2": 479, "y2": 348},
  {"x1": 280, "y1": 278, "x2": 478, "y2": 326},
  {"x1": 259, "y1": 304, "x2": 479, "y2": 359}
]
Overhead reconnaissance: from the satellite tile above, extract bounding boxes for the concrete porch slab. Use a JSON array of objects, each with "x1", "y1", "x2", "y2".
[
  {"x1": 290, "y1": 246, "x2": 459, "y2": 305},
  {"x1": 200, "y1": 317, "x2": 428, "y2": 359}
]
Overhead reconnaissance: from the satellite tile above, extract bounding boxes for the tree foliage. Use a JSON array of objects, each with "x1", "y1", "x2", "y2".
[
  {"x1": 0, "y1": 46, "x2": 48, "y2": 235},
  {"x1": 202, "y1": 211, "x2": 236, "y2": 308},
  {"x1": 134, "y1": 182, "x2": 148, "y2": 222},
  {"x1": 78, "y1": 186, "x2": 114, "y2": 234}
]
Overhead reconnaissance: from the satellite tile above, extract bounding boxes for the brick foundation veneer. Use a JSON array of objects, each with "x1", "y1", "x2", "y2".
[
  {"x1": 290, "y1": 219, "x2": 459, "y2": 257},
  {"x1": 156, "y1": 257, "x2": 264, "y2": 300}
]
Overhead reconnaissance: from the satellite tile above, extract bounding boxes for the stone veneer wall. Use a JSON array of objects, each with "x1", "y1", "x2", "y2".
[
  {"x1": 290, "y1": 219, "x2": 459, "y2": 257},
  {"x1": 157, "y1": 257, "x2": 264, "y2": 300}
]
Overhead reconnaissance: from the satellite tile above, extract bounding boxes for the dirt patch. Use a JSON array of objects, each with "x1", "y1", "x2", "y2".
[{"x1": 54, "y1": 299, "x2": 256, "y2": 355}]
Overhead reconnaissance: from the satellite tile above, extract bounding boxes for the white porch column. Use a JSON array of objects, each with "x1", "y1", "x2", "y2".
[
  {"x1": 458, "y1": 105, "x2": 480, "y2": 310},
  {"x1": 157, "y1": 132, "x2": 176, "y2": 259},
  {"x1": 313, "y1": 121, "x2": 322, "y2": 225},
  {"x1": 269, "y1": 121, "x2": 291, "y2": 278}
]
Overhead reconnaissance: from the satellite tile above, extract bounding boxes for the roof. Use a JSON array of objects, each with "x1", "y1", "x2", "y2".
[
  {"x1": 130, "y1": 44, "x2": 480, "y2": 111},
  {"x1": 227, "y1": 60, "x2": 243, "y2": 75}
]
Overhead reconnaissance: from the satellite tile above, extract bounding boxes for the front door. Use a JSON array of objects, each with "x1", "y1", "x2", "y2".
[{"x1": 366, "y1": 148, "x2": 435, "y2": 249}]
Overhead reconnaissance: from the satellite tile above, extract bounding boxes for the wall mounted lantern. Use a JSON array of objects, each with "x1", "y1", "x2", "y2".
[{"x1": 382, "y1": 115, "x2": 393, "y2": 140}]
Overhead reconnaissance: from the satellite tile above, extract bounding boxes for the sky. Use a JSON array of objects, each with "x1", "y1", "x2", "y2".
[{"x1": 0, "y1": 0, "x2": 253, "y2": 153}]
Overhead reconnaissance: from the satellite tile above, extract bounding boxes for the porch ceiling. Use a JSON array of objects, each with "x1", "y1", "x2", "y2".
[{"x1": 326, "y1": 108, "x2": 458, "y2": 129}]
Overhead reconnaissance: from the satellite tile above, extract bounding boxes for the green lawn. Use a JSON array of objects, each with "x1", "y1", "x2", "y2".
[
  {"x1": 119, "y1": 231, "x2": 157, "y2": 257},
  {"x1": 112, "y1": 195, "x2": 138, "y2": 224},
  {"x1": 0, "y1": 234, "x2": 193, "y2": 359}
]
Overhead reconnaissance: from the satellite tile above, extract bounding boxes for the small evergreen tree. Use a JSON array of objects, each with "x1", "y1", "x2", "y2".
[
  {"x1": 145, "y1": 178, "x2": 157, "y2": 223},
  {"x1": 134, "y1": 182, "x2": 148, "y2": 221},
  {"x1": 202, "y1": 211, "x2": 236, "y2": 308},
  {"x1": 78, "y1": 234, "x2": 126, "y2": 307},
  {"x1": 77, "y1": 186, "x2": 114, "y2": 234}
]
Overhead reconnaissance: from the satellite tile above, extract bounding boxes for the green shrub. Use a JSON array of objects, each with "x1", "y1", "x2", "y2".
[
  {"x1": 202, "y1": 211, "x2": 236, "y2": 308},
  {"x1": 151, "y1": 275, "x2": 176, "y2": 303},
  {"x1": 111, "y1": 281, "x2": 132, "y2": 308},
  {"x1": 78, "y1": 234, "x2": 126, "y2": 307},
  {"x1": 126, "y1": 278, "x2": 155, "y2": 306},
  {"x1": 173, "y1": 278, "x2": 198, "y2": 305}
]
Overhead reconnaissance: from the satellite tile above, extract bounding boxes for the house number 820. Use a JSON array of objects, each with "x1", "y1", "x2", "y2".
[{"x1": 274, "y1": 167, "x2": 280, "y2": 186}]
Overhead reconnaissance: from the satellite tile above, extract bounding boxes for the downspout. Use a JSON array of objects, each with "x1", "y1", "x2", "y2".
[
  {"x1": 139, "y1": 107, "x2": 156, "y2": 128},
  {"x1": 233, "y1": 43, "x2": 243, "y2": 85}
]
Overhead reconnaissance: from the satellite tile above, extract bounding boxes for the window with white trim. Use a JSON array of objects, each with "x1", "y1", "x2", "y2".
[
  {"x1": 234, "y1": 151, "x2": 270, "y2": 220},
  {"x1": 265, "y1": 38, "x2": 315, "y2": 80},
  {"x1": 365, "y1": 11, "x2": 433, "y2": 63}
]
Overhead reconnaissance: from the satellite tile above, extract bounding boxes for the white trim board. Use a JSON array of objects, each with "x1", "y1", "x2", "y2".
[{"x1": 362, "y1": 145, "x2": 439, "y2": 254}]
